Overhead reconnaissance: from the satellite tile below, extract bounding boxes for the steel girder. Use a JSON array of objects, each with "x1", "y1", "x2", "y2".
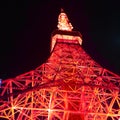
[{"x1": 0, "y1": 38, "x2": 120, "y2": 120}]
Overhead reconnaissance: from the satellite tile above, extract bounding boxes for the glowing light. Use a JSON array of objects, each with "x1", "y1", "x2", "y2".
[
  {"x1": 0, "y1": 79, "x2": 2, "y2": 87},
  {"x1": 12, "y1": 106, "x2": 16, "y2": 109},
  {"x1": 51, "y1": 34, "x2": 82, "y2": 51},
  {"x1": 0, "y1": 8, "x2": 120, "y2": 120},
  {"x1": 57, "y1": 9, "x2": 73, "y2": 31},
  {"x1": 48, "y1": 108, "x2": 52, "y2": 120}
]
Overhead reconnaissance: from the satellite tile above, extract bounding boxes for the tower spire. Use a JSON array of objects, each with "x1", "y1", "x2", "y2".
[
  {"x1": 57, "y1": 9, "x2": 73, "y2": 31},
  {"x1": 61, "y1": 8, "x2": 64, "y2": 13}
]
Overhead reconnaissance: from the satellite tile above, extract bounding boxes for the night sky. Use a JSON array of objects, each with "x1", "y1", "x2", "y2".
[{"x1": 1, "y1": 1, "x2": 120, "y2": 79}]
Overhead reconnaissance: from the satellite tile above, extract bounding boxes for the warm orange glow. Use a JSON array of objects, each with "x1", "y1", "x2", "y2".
[
  {"x1": 51, "y1": 34, "x2": 82, "y2": 51},
  {"x1": 57, "y1": 9, "x2": 73, "y2": 31},
  {"x1": 0, "y1": 9, "x2": 120, "y2": 120}
]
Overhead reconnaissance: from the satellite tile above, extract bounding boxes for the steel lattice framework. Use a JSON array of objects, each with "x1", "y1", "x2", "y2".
[{"x1": 0, "y1": 10, "x2": 120, "y2": 120}]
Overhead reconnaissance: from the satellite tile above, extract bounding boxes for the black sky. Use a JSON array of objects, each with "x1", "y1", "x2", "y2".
[{"x1": 1, "y1": 1, "x2": 120, "y2": 79}]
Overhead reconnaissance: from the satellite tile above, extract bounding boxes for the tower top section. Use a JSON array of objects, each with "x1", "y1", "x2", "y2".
[
  {"x1": 57, "y1": 8, "x2": 73, "y2": 31},
  {"x1": 51, "y1": 9, "x2": 82, "y2": 51}
]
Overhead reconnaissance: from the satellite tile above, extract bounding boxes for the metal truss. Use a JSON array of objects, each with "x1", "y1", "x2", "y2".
[
  {"x1": 0, "y1": 34, "x2": 120, "y2": 120},
  {"x1": 0, "y1": 10, "x2": 120, "y2": 120}
]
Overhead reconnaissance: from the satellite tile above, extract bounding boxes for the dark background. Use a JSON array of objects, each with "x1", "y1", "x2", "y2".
[{"x1": 1, "y1": 1, "x2": 120, "y2": 79}]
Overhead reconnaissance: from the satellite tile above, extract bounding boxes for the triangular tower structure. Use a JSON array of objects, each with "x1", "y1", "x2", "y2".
[{"x1": 0, "y1": 10, "x2": 120, "y2": 120}]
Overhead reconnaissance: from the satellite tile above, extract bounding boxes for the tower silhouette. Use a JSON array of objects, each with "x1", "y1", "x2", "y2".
[{"x1": 0, "y1": 10, "x2": 120, "y2": 120}]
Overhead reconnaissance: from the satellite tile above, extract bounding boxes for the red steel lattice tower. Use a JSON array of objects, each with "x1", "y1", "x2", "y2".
[{"x1": 0, "y1": 9, "x2": 120, "y2": 120}]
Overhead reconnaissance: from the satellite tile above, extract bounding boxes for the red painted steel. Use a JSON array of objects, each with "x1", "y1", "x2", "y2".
[{"x1": 0, "y1": 10, "x2": 120, "y2": 120}]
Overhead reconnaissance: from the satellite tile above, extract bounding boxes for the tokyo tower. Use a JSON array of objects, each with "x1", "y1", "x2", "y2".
[{"x1": 0, "y1": 9, "x2": 120, "y2": 120}]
